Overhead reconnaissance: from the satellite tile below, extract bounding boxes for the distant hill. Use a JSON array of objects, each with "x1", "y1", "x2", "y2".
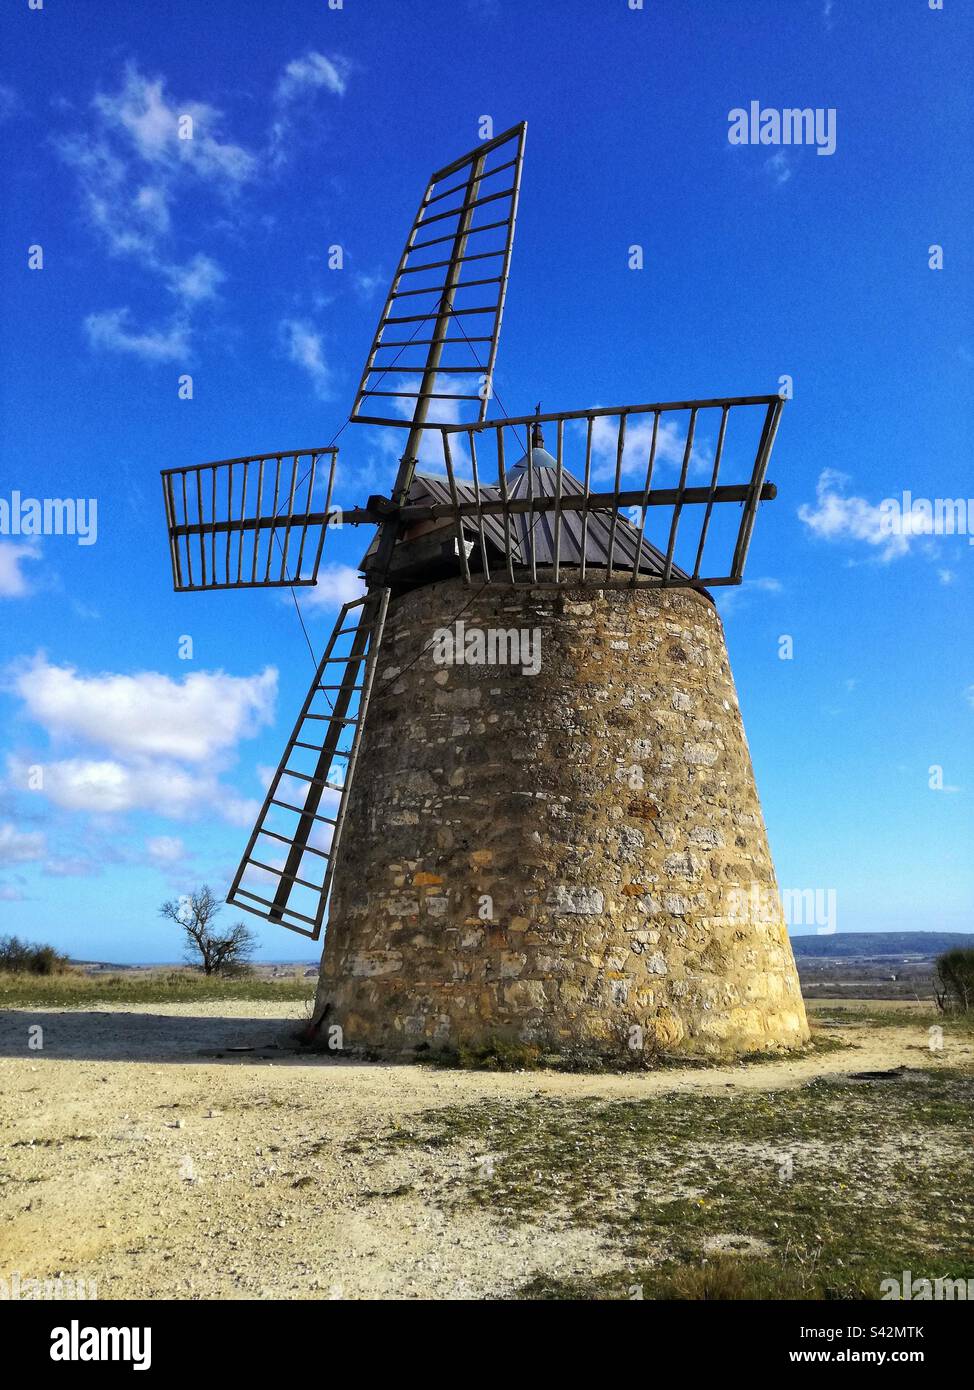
[{"x1": 791, "y1": 932, "x2": 974, "y2": 959}]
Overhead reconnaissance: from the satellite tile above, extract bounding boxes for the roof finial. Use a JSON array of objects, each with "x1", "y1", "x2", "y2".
[{"x1": 531, "y1": 402, "x2": 545, "y2": 450}]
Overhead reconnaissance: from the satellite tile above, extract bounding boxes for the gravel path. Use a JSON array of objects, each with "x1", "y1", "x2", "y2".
[{"x1": 1, "y1": 1001, "x2": 967, "y2": 1300}]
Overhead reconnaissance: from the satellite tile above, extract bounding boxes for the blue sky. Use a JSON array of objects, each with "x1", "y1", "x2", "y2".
[{"x1": 1, "y1": 0, "x2": 971, "y2": 962}]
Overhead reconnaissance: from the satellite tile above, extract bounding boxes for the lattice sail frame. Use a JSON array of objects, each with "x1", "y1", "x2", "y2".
[
  {"x1": 161, "y1": 448, "x2": 338, "y2": 591},
  {"x1": 430, "y1": 394, "x2": 785, "y2": 589},
  {"x1": 350, "y1": 122, "x2": 526, "y2": 431},
  {"x1": 226, "y1": 592, "x2": 390, "y2": 940}
]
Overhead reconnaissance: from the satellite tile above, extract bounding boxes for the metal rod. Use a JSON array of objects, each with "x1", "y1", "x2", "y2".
[
  {"x1": 496, "y1": 427, "x2": 516, "y2": 583},
  {"x1": 580, "y1": 417, "x2": 593, "y2": 585},
  {"x1": 632, "y1": 411, "x2": 660, "y2": 587},
  {"x1": 225, "y1": 461, "x2": 233, "y2": 584},
  {"x1": 442, "y1": 430, "x2": 471, "y2": 585},
  {"x1": 391, "y1": 274, "x2": 503, "y2": 299},
  {"x1": 294, "y1": 454, "x2": 316, "y2": 579},
  {"x1": 731, "y1": 397, "x2": 784, "y2": 579},
  {"x1": 162, "y1": 473, "x2": 181, "y2": 590},
  {"x1": 278, "y1": 456, "x2": 299, "y2": 581},
  {"x1": 693, "y1": 406, "x2": 729, "y2": 580},
  {"x1": 526, "y1": 428, "x2": 537, "y2": 584},
  {"x1": 265, "y1": 457, "x2": 280, "y2": 582},
  {"x1": 662, "y1": 409, "x2": 697, "y2": 585},
  {"x1": 311, "y1": 451, "x2": 336, "y2": 580},
  {"x1": 469, "y1": 431, "x2": 491, "y2": 583},
  {"x1": 411, "y1": 184, "x2": 516, "y2": 230},
  {"x1": 210, "y1": 466, "x2": 217, "y2": 585},
  {"x1": 169, "y1": 482, "x2": 778, "y2": 543},
  {"x1": 442, "y1": 394, "x2": 780, "y2": 430},
  {"x1": 383, "y1": 303, "x2": 501, "y2": 326},
  {"x1": 180, "y1": 471, "x2": 193, "y2": 588},
  {"x1": 426, "y1": 155, "x2": 519, "y2": 205},
  {"x1": 399, "y1": 249, "x2": 505, "y2": 274},
  {"x1": 605, "y1": 412, "x2": 627, "y2": 581},
  {"x1": 361, "y1": 389, "x2": 484, "y2": 400},
  {"x1": 552, "y1": 417, "x2": 564, "y2": 583},
  {"x1": 194, "y1": 468, "x2": 207, "y2": 587},
  {"x1": 252, "y1": 458, "x2": 264, "y2": 584},
  {"x1": 480, "y1": 121, "x2": 526, "y2": 422},
  {"x1": 237, "y1": 460, "x2": 248, "y2": 585},
  {"x1": 409, "y1": 217, "x2": 510, "y2": 252}
]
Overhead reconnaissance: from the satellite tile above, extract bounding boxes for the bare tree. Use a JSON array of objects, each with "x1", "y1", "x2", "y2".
[{"x1": 160, "y1": 885, "x2": 257, "y2": 976}]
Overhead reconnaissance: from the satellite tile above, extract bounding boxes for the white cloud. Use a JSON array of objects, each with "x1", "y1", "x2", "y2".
[
  {"x1": 43, "y1": 855, "x2": 101, "y2": 878},
  {"x1": 84, "y1": 307, "x2": 189, "y2": 362},
  {"x1": 269, "y1": 51, "x2": 351, "y2": 167},
  {"x1": 798, "y1": 469, "x2": 912, "y2": 562},
  {"x1": 60, "y1": 66, "x2": 249, "y2": 357},
  {"x1": 9, "y1": 757, "x2": 205, "y2": 819},
  {"x1": 276, "y1": 52, "x2": 350, "y2": 103},
  {"x1": 938, "y1": 568, "x2": 957, "y2": 586},
  {"x1": 716, "y1": 576, "x2": 783, "y2": 616},
  {"x1": 765, "y1": 151, "x2": 792, "y2": 185},
  {"x1": 10, "y1": 657, "x2": 277, "y2": 764},
  {"x1": 353, "y1": 271, "x2": 384, "y2": 299},
  {"x1": 0, "y1": 822, "x2": 46, "y2": 864},
  {"x1": 300, "y1": 563, "x2": 366, "y2": 611},
  {"x1": 146, "y1": 834, "x2": 186, "y2": 867},
  {"x1": 0, "y1": 84, "x2": 21, "y2": 123},
  {"x1": 164, "y1": 252, "x2": 224, "y2": 305},
  {"x1": 586, "y1": 412, "x2": 709, "y2": 484},
  {"x1": 91, "y1": 66, "x2": 256, "y2": 186},
  {"x1": 0, "y1": 543, "x2": 41, "y2": 598},
  {"x1": 280, "y1": 318, "x2": 330, "y2": 399}
]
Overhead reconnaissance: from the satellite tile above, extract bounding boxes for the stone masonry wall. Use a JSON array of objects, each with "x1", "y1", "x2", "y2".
[{"x1": 315, "y1": 576, "x2": 809, "y2": 1059}]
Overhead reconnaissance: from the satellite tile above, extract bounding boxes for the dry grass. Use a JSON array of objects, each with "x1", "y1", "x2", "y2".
[{"x1": 0, "y1": 968, "x2": 315, "y2": 1007}]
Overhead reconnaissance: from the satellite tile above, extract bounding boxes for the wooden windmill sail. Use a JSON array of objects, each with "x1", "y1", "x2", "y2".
[{"x1": 159, "y1": 119, "x2": 789, "y2": 1001}]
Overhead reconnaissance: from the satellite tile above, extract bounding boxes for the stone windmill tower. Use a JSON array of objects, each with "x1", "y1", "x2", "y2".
[{"x1": 161, "y1": 123, "x2": 808, "y2": 1061}]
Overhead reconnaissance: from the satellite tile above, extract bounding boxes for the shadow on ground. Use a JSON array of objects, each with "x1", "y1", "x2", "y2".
[{"x1": 0, "y1": 1008, "x2": 350, "y2": 1066}]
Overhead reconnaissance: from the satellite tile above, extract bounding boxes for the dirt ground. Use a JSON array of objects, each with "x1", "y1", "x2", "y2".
[{"x1": 1, "y1": 1000, "x2": 969, "y2": 1300}]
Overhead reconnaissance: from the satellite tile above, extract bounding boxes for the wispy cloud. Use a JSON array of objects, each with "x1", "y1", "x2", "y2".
[
  {"x1": 270, "y1": 51, "x2": 351, "y2": 165},
  {"x1": 716, "y1": 576, "x2": 783, "y2": 617},
  {"x1": 146, "y1": 834, "x2": 187, "y2": 868},
  {"x1": 299, "y1": 563, "x2": 366, "y2": 611},
  {"x1": 61, "y1": 57, "x2": 352, "y2": 363},
  {"x1": 0, "y1": 83, "x2": 21, "y2": 123},
  {"x1": 798, "y1": 469, "x2": 911, "y2": 562},
  {"x1": 279, "y1": 318, "x2": 331, "y2": 399},
  {"x1": 276, "y1": 52, "x2": 350, "y2": 103},
  {"x1": 586, "y1": 412, "x2": 711, "y2": 484},
  {"x1": 84, "y1": 307, "x2": 189, "y2": 362},
  {"x1": 765, "y1": 150, "x2": 792, "y2": 185},
  {"x1": 0, "y1": 543, "x2": 42, "y2": 598},
  {"x1": 0, "y1": 821, "x2": 45, "y2": 865},
  {"x1": 163, "y1": 252, "x2": 225, "y2": 304}
]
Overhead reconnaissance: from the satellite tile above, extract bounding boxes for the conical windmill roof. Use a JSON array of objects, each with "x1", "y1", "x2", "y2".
[{"x1": 401, "y1": 455, "x2": 698, "y2": 588}]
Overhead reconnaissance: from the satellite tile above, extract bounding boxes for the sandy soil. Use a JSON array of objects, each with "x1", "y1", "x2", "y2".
[{"x1": 1, "y1": 1000, "x2": 969, "y2": 1300}]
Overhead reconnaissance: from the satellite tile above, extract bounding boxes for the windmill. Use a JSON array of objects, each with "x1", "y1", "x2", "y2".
[{"x1": 161, "y1": 122, "x2": 808, "y2": 1060}]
